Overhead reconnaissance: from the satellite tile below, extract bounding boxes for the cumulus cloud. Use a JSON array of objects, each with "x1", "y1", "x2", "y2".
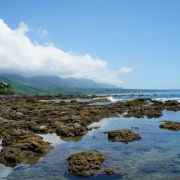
[{"x1": 0, "y1": 19, "x2": 132, "y2": 85}]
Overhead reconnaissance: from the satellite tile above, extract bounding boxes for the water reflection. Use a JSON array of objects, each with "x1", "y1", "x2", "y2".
[
  {"x1": 3, "y1": 111, "x2": 180, "y2": 179},
  {"x1": 0, "y1": 139, "x2": 2, "y2": 152},
  {"x1": 60, "y1": 136, "x2": 82, "y2": 142},
  {"x1": 39, "y1": 133, "x2": 65, "y2": 146}
]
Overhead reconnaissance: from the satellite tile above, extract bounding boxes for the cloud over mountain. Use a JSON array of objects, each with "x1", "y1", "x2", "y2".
[{"x1": 0, "y1": 19, "x2": 132, "y2": 85}]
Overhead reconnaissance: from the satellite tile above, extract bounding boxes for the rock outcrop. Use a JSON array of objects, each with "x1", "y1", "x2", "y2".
[
  {"x1": 106, "y1": 129, "x2": 141, "y2": 143},
  {"x1": 0, "y1": 129, "x2": 52, "y2": 167},
  {"x1": 67, "y1": 150, "x2": 106, "y2": 176},
  {"x1": 159, "y1": 121, "x2": 180, "y2": 131}
]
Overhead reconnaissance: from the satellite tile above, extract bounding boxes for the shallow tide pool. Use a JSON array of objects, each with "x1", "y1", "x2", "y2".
[{"x1": 1, "y1": 111, "x2": 180, "y2": 180}]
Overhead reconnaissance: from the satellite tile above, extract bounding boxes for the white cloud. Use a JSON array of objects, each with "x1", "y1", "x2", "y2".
[
  {"x1": 31, "y1": 26, "x2": 48, "y2": 38},
  {"x1": 0, "y1": 19, "x2": 132, "y2": 85},
  {"x1": 118, "y1": 67, "x2": 132, "y2": 74}
]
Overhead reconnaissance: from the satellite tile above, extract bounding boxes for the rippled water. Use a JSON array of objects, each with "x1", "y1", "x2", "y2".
[{"x1": 0, "y1": 110, "x2": 179, "y2": 179}]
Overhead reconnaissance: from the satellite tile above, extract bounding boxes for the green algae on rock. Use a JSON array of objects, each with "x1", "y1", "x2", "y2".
[
  {"x1": 67, "y1": 150, "x2": 106, "y2": 177},
  {"x1": 159, "y1": 120, "x2": 180, "y2": 131}
]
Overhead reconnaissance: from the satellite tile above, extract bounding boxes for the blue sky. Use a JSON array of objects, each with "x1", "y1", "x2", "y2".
[{"x1": 0, "y1": 0, "x2": 180, "y2": 89}]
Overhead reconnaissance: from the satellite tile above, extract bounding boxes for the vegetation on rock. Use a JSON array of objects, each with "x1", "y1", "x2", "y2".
[{"x1": 0, "y1": 89, "x2": 14, "y2": 95}]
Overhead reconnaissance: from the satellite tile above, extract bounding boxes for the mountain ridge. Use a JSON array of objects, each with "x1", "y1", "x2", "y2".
[{"x1": 0, "y1": 73, "x2": 120, "y2": 89}]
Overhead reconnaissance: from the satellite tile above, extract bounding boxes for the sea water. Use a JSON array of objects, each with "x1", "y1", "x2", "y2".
[{"x1": 3, "y1": 111, "x2": 180, "y2": 180}]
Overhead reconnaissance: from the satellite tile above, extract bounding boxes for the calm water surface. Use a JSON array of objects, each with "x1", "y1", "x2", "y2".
[{"x1": 1, "y1": 110, "x2": 180, "y2": 180}]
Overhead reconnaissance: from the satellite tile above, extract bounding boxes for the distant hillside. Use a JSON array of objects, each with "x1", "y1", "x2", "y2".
[
  {"x1": 0, "y1": 73, "x2": 119, "y2": 89},
  {"x1": 0, "y1": 73, "x2": 122, "y2": 95}
]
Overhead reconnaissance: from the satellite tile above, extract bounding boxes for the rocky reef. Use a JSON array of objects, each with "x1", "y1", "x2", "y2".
[
  {"x1": 0, "y1": 95, "x2": 180, "y2": 168},
  {"x1": 106, "y1": 129, "x2": 141, "y2": 143},
  {"x1": 0, "y1": 129, "x2": 52, "y2": 167},
  {"x1": 67, "y1": 150, "x2": 106, "y2": 177},
  {"x1": 159, "y1": 120, "x2": 180, "y2": 131}
]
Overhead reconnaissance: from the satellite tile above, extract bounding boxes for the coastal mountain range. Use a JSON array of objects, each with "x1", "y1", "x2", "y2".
[
  {"x1": 0, "y1": 73, "x2": 118, "y2": 89},
  {"x1": 0, "y1": 73, "x2": 121, "y2": 95}
]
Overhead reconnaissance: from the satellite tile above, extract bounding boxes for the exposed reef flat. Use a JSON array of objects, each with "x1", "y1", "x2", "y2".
[{"x1": 0, "y1": 95, "x2": 180, "y2": 167}]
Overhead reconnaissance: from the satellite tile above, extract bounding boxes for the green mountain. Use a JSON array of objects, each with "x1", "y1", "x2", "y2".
[
  {"x1": 0, "y1": 74, "x2": 122, "y2": 95},
  {"x1": 0, "y1": 74, "x2": 118, "y2": 89}
]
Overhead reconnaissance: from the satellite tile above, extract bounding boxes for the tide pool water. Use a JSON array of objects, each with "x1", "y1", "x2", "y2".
[{"x1": 1, "y1": 110, "x2": 180, "y2": 180}]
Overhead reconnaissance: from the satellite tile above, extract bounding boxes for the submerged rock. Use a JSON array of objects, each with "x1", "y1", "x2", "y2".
[
  {"x1": 67, "y1": 150, "x2": 106, "y2": 177},
  {"x1": 106, "y1": 129, "x2": 142, "y2": 143},
  {"x1": 159, "y1": 121, "x2": 180, "y2": 131},
  {"x1": 105, "y1": 167, "x2": 115, "y2": 175}
]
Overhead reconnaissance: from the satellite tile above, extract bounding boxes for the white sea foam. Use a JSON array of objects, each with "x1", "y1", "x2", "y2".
[
  {"x1": 106, "y1": 96, "x2": 120, "y2": 102},
  {"x1": 154, "y1": 98, "x2": 180, "y2": 102},
  {"x1": 107, "y1": 96, "x2": 180, "y2": 103}
]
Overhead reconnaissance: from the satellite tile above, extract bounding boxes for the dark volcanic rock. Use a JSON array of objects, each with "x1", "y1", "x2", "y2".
[
  {"x1": 67, "y1": 150, "x2": 106, "y2": 177},
  {"x1": 159, "y1": 121, "x2": 180, "y2": 131},
  {"x1": 106, "y1": 129, "x2": 141, "y2": 143}
]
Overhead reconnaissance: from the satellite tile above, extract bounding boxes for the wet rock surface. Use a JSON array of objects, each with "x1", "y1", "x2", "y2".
[
  {"x1": 67, "y1": 150, "x2": 106, "y2": 176},
  {"x1": 106, "y1": 129, "x2": 142, "y2": 143},
  {"x1": 159, "y1": 121, "x2": 180, "y2": 131},
  {"x1": 104, "y1": 167, "x2": 115, "y2": 175},
  {"x1": 0, "y1": 95, "x2": 180, "y2": 167}
]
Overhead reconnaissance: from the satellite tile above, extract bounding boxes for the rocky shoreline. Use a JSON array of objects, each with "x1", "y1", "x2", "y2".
[{"x1": 0, "y1": 95, "x2": 180, "y2": 176}]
